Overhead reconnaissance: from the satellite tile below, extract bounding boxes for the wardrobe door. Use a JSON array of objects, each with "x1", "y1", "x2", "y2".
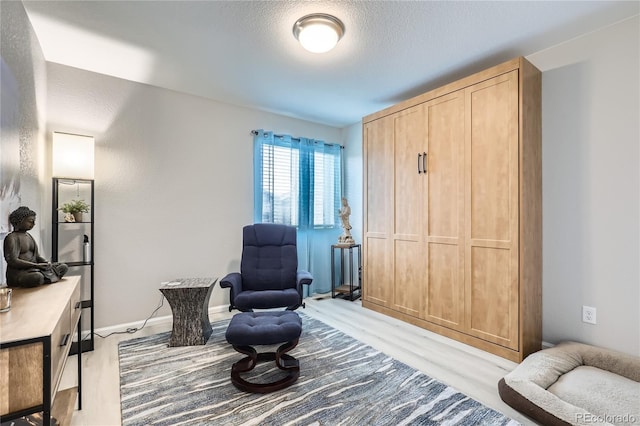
[
  {"x1": 392, "y1": 105, "x2": 427, "y2": 316},
  {"x1": 363, "y1": 116, "x2": 394, "y2": 307},
  {"x1": 423, "y1": 91, "x2": 465, "y2": 330},
  {"x1": 465, "y1": 70, "x2": 520, "y2": 350}
]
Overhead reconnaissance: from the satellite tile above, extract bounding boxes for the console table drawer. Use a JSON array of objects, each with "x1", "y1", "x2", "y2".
[
  {"x1": 0, "y1": 342, "x2": 44, "y2": 414},
  {"x1": 51, "y1": 309, "x2": 70, "y2": 399}
]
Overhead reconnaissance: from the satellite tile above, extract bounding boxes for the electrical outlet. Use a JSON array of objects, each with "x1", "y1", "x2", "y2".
[{"x1": 582, "y1": 306, "x2": 597, "y2": 324}]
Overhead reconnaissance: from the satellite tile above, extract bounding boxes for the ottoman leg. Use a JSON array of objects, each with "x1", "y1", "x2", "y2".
[
  {"x1": 275, "y1": 339, "x2": 299, "y2": 370},
  {"x1": 230, "y1": 345, "x2": 258, "y2": 374},
  {"x1": 231, "y1": 339, "x2": 300, "y2": 393}
]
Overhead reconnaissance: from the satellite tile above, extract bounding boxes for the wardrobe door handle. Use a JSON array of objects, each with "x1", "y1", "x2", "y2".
[
  {"x1": 418, "y1": 153, "x2": 422, "y2": 174},
  {"x1": 423, "y1": 152, "x2": 427, "y2": 173}
]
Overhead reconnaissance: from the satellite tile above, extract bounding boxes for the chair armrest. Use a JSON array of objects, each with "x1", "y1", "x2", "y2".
[
  {"x1": 297, "y1": 270, "x2": 313, "y2": 287},
  {"x1": 220, "y1": 272, "x2": 242, "y2": 295},
  {"x1": 296, "y1": 270, "x2": 313, "y2": 299}
]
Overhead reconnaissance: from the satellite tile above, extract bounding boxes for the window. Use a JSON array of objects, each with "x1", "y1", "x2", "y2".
[{"x1": 253, "y1": 130, "x2": 342, "y2": 229}]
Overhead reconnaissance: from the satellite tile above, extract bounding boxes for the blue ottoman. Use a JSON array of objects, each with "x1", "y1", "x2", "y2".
[{"x1": 225, "y1": 311, "x2": 302, "y2": 393}]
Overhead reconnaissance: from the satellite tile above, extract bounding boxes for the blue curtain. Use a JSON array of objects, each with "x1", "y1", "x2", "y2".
[{"x1": 253, "y1": 130, "x2": 342, "y2": 294}]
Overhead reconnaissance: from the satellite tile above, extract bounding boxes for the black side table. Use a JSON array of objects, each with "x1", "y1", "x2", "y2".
[
  {"x1": 160, "y1": 277, "x2": 217, "y2": 346},
  {"x1": 331, "y1": 244, "x2": 362, "y2": 301}
]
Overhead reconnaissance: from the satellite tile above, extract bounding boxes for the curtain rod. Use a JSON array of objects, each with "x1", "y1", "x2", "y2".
[
  {"x1": 251, "y1": 129, "x2": 301, "y2": 142},
  {"x1": 251, "y1": 130, "x2": 343, "y2": 149}
]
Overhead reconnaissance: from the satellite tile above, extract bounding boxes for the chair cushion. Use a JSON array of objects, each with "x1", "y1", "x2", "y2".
[
  {"x1": 233, "y1": 288, "x2": 301, "y2": 311},
  {"x1": 225, "y1": 311, "x2": 302, "y2": 346},
  {"x1": 241, "y1": 224, "x2": 298, "y2": 291}
]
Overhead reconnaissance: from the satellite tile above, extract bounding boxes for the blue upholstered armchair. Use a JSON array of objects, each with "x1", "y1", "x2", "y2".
[{"x1": 220, "y1": 223, "x2": 313, "y2": 312}]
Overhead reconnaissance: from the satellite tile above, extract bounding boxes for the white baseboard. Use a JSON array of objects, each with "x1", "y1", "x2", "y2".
[
  {"x1": 541, "y1": 340, "x2": 554, "y2": 349},
  {"x1": 92, "y1": 304, "x2": 230, "y2": 337}
]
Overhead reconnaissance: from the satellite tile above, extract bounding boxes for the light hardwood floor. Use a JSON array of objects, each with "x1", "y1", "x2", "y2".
[{"x1": 61, "y1": 295, "x2": 538, "y2": 425}]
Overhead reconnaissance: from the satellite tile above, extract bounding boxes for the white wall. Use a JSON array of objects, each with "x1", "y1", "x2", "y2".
[
  {"x1": 341, "y1": 123, "x2": 363, "y2": 244},
  {"x1": 46, "y1": 63, "x2": 342, "y2": 328},
  {"x1": 0, "y1": 1, "x2": 48, "y2": 282},
  {"x1": 342, "y1": 17, "x2": 639, "y2": 356},
  {"x1": 527, "y1": 16, "x2": 639, "y2": 356}
]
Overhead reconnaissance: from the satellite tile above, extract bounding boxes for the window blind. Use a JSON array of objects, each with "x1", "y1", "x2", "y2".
[{"x1": 253, "y1": 130, "x2": 342, "y2": 229}]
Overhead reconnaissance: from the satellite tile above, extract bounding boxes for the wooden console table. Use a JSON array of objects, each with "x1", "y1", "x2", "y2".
[
  {"x1": 160, "y1": 278, "x2": 217, "y2": 347},
  {"x1": 0, "y1": 276, "x2": 82, "y2": 426}
]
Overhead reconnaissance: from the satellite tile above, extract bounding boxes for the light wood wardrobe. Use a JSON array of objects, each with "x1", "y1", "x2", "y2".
[{"x1": 362, "y1": 57, "x2": 541, "y2": 362}]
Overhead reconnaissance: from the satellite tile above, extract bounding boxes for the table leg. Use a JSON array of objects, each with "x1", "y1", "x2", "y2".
[{"x1": 331, "y1": 246, "x2": 336, "y2": 298}]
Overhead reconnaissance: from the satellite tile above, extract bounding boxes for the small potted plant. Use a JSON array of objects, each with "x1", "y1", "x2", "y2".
[{"x1": 59, "y1": 199, "x2": 90, "y2": 222}]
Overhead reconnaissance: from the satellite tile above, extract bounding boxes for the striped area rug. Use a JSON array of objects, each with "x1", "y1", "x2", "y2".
[{"x1": 119, "y1": 314, "x2": 519, "y2": 426}]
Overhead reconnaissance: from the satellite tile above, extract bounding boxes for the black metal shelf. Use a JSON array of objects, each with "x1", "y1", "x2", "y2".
[
  {"x1": 64, "y1": 261, "x2": 94, "y2": 267},
  {"x1": 330, "y1": 244, "x2": 362, "y2": 301},
  {"x1": 71, "y1": 338, "x2": 94, "y2": 354},
  {"x1": 52, "y1": 178, "x2": 95, "y2": 355}
]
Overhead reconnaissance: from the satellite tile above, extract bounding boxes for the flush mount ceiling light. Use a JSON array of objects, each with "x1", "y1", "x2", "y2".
[{"x1": 293, "y1": 13, "x2": 345, "y2": 53}]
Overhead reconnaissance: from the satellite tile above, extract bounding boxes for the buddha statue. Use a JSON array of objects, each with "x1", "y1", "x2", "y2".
[{"x1": 3, "y1": 206, "x2": 68, "y2": 287}]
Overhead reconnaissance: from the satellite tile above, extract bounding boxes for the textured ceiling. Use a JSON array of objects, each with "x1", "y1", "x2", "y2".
[{"x1": 22, "y1": 1, "x2": 639, "y2": 127}]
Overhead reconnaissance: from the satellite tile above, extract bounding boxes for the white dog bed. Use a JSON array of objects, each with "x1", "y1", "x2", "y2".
[{"x1": 498, "y1": 341, "x2": 639, "y2": 426}]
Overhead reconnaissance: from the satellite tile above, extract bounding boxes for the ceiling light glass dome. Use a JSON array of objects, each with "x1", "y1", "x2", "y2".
[{"x1": 293, "y1": 14, "x2": 345, "y2": 53}]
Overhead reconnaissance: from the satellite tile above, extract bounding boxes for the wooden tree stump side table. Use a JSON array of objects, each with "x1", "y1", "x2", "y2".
[{"x1": 159, "y1": 277, "x2": 218, "y2": 346}]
